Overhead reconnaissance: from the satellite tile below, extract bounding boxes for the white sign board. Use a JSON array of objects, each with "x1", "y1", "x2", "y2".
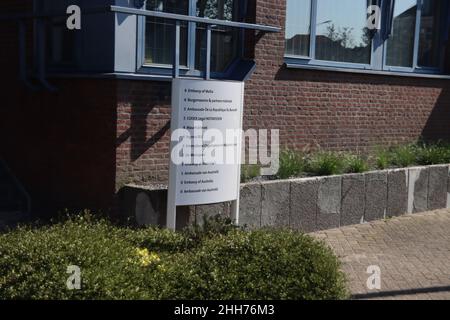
[{"x1": 167, "y1": 79, "x2": 245, "y2": 229}]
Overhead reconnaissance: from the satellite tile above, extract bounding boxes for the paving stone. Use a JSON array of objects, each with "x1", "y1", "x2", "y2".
[
  {"x1": 341, "y1": 174, "x2": 365, "y2": 227},
  {"x1": 364, "y1": 171, "x2": 387, "y2": 222},
  {"x1": 290, "y1": 178, "x2": 319, "y2": 233},
  {"x1": 239, "y1": 182, "x2": 261, "y2": 229},
  {"x1": 408, "y1": 167, "x2": 429, "y2": 214},
  {"x1": 387, "y1": 169, "x2": 408, "y2": 217},
  {"x1": 428, "y1": 165, "x2": 448, "y2": 211},
  {"x1": 317, "y1": 176, "x2": 341, "y2": 230},
  {"x1": 261, "y1": 180, "x2": 290, "y2": 228},
  {"x1": 312, "y1": 209, "x2": 450, "y2": 300}
]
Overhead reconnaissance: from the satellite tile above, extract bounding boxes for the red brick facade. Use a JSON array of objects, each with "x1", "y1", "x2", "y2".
[{"x1": 1, "y1": 0, "x2": 450, "y2": 216}]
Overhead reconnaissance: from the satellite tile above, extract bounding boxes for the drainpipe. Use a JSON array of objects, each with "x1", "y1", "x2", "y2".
[
  {"x1": 18, "y1": 20, "x2": 39, "y2": 91},
  {"x1": 33, "y1": 0, "x2": 56, "y2": 92},
  {"x1": 35, "y1": 18, "x2": 57, "y2": 92}
]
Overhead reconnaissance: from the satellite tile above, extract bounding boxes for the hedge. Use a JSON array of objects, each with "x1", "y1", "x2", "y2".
[{"x1": 0, "y1": 214, "x2": 348, "y2": 300}]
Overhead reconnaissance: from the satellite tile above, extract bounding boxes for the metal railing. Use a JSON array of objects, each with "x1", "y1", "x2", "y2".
[
  {"x1": 109, "y1": 5, "x2": 280, "y2": 80},
  {"x1": 0, "y1": 5, "x2": 280, "y2": 88}
]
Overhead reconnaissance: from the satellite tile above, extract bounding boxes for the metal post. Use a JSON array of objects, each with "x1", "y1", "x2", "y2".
[
  {"x1": 205, "y1": 25, "x2": 212, "y2": 80},
  {"x1": 230, "y1": 82, "x2": 245, "y2": 226},
  {"x1": 173, "y1": 20, "x2": 180, "y2": 78}
]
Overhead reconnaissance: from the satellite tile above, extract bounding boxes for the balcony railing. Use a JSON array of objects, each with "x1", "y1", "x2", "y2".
[{"x1": 0, "y1": 5, "x2": 280, "y2": 89}]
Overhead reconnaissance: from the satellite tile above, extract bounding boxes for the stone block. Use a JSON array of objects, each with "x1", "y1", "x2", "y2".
[
  {"x1": 290, "y1": 178, "x2": 319, "y2": 233},
  {"x1": 118, "y1": 186, "x2": 193, "y2": 230},
  {"x1": 408, "y1": 167, "x2": 429, "y2": 214},
  {"x1": 317, "y1": 176, "x2": 341, "y2": 230},
  {"x1": 195, "y1": 202, "x2": 231, "y2": 223},
  {"x1": 239, "y1": 182, "x2": 262, "y2": 229},
  {"x1": 387, "y1": 169, "x2": 408, "y2": 217},
  {"x1": 364, "y1": 171, "x2": 387, "y2": 222},
  {"x1": 261, "y1": 180, "x2": 290, "y2": 228},
  {"x1": 428, "y1": 165, "x2": 448, "y2": 210},
  {"x1": 341, "y1": 174, "x2": 365, "y2": 227},
  {"x1": 135, "y1": 192, "x2": 157, "y2": 226}
]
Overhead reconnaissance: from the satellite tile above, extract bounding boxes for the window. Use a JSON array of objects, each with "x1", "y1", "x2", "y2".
[
  {"x1": 195, "y1": 0, "x2": 239, "y2": 72},
  {"x1": 285, "y1": 0, "x2": 371, "y2": 65},
  {"x1": 315, "y1": 0, "x2": 371, "y2": 64},
  {"x1": 418, "y1": 0, "x2": 443, "y2": 68},
  {"x1": 285, "y1": 0, "x2": 311, "y2": 57},
  {"x1": 145, "y1": 0, "x2": 189, "y2": 66},
  {"x1": 386, "y1": 0, "x2": 417, "y2": 67},
  {"x1": 285, "y1": 0, "x2": 449, "y2": 75},
  {"x1": 144, "y1": 0, "x2": 239, "y2": 73}
]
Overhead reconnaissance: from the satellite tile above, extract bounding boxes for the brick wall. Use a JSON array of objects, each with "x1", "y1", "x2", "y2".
[
  {"x1": 114, "y1": 0, "x2": 450, "y2": 188},
  {"x1": 116, "y1": 80, "x2": 172, "y2": 187},
  {"x1": 1, "y1": 78, "x2": 118, "y2": 218},
  {"x1": 245, "y1": 0, "x2": 450, "y2": 151},
  {"x1": 2, "y1": 0, "x2": 450, "y2": 216}
]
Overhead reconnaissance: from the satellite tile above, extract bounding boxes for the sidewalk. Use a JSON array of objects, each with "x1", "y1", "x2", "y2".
[{"x1": 311, "y1": 209, "x2": 450, "y2": 300}]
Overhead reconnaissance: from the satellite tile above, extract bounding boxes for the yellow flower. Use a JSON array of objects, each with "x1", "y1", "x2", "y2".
[
  {"x1": 157, "y1": 264, "x2": 167, "y2": 273},
  {"x1": 135, "y1": 248, "x2": 160, "y2": 267}
]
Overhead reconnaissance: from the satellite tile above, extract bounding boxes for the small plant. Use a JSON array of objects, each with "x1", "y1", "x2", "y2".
[
  {"x1": 389, "y1": 144, "x2": 417, "y2": 168},
  {"x1": 343, "y1": 154, "x2": 369, "y2": 173},
  {"x1": 306, "y1": 151, "x2": 344, "y2": 176},
  {"x1": 240, "y1": 164, "x2": 261, "y2": 183},
  {"x1": 182, "y1": 214, "x2": 240, "y2": 247},
  {"x1": 374, "y1": 147, "x2": 391, "y2": 170},
  {"x1": 416, "y1": 143, "x2": 450, "y2": 166},
  {"x1": 277, "y1": 150, "x2": 305, "y2": 179}
]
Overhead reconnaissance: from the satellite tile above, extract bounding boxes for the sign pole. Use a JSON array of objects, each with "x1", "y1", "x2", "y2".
[
  {"x1": 166, "y1": 79, "x2": 180, "y2": 231},
  {"x1": 231, "y1": 82, "x2": 245, "y2": 225},
  {"x1": 167, "y1": 20, "x2": 181, "y2": 231}
]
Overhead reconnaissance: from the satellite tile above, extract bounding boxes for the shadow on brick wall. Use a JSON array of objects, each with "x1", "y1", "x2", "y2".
[
  {"x1": 115, "y1": 81, "x2": 172, "y2": 185},
  {"x1": 421, "y1": 86, "x2": 450, "y2": 142}
]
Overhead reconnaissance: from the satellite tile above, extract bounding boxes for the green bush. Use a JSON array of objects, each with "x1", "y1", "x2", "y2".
[
  {"x1": 155, "y1": 230, "x2": 348, "y2": 300},
  {"x1": 416, "y1": 143, "x2": 450, "y2": 166},
  {"x1": 389, "y1": 144, "x2": 417, "y2": 168},
  {"x1": 240, "y1": 164, "x2": 261, "y2": 183},
  {"x1": 182, "y1": 215, "x2": 241, "y2": 248},
  {"x1": 306, "y1": 152, "x2": 344, "y2": 176},
  {"x1": 343, "y1": 154, "x2": 369, "y2": 174},
  {"x1": 374, "y1": 147, "x2": 391, "y2": 170},
  {"x1": 277, "y1": 150, "x2": 305, "y2": 179},
  {"x1": 0, "y1": 215, "x2": 348, "y2": 300}
]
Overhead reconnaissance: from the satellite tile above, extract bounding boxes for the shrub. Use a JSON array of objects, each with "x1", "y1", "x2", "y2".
[
  {"x1": 153, "y1": 229, "x2": 348, "y2": 300},
  {"x1": 343, "y1": 154, "x2": 369, "y2": 174},
  {"x1": 277, "y1": 150, "x2": 305, "y2": 179},
  {"x1": 240, "y1": 164, "x2": 261, "y2": 183},
  {"x1": 374, "y1": 147, "x2": 391, "y2": 170},
  {"x1": 416, "y1": 143, "x2": 450, "y2": 166},
  {"x1": 0, "y1": 215, "x2": 348, "y2": 300},
  {"x1": 182, "y1": 214, "x2": 241, "y2": 248},
  {"x1": 0, "y1": 216, "x2": 149, "y2": 299},
  {"x1": 389, "y1": 144, "x2": 417, "y2": 168},
  {"x1": 306, "y1": 152, "x2": 344, "y2": 176}
]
